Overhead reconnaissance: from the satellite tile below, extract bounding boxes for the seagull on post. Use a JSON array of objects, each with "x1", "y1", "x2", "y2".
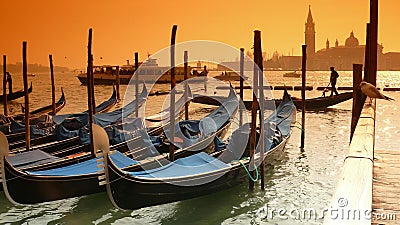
[{"x1": 359, "y1": 81, "x2": 394, "y2": 101}]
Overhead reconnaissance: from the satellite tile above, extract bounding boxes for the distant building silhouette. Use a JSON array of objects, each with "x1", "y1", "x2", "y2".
[
  {"x1": 304, "y1": 6, "x2": 378, "y2": 70},
  {"x1": 309, "y1": 30, "x2": 384, "y2": 70},
  {"x1": 0, "y1": 62, "x2": 70, "y2": 73},
  {"x1": 270, "y1": 6, "x2": 400, "y2": 71},
  {"x1": 218, "y1": 6, "x2": 400, "y2": 71},
  {"x1": 305, "y1": 5, "x2": 316, "y2": 58}
]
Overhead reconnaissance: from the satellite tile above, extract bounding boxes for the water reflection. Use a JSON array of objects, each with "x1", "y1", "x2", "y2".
[{"x1": 0, "y1": 197, "x2": 79, "y2": 224}]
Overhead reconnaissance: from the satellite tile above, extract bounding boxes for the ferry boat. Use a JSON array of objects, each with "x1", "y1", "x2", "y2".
[{"x1": 77, "y1": 59, "x2": 207, "y2": 85}]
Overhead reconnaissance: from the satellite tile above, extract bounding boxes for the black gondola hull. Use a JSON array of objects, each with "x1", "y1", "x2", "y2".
[
  {"x1": 193, "y1": 91, "x2": 353, "y2": 111},
  {"x1": 0, "y1": 122, "x2": 233, "y2": 203},
  {"x1": 2, "y1": 158, "x2": 105, "y2": 204},
  {"x1": 16, "y1": 88, "x2": 66, "y2": 118},
  {"x1": 105, "y1": 137, "x2": 289, "y2": 210}
]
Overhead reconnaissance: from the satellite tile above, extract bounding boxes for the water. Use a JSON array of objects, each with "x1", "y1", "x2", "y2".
[{"x1": 0, "y1": 70, "x2": 399, "y2": 224}]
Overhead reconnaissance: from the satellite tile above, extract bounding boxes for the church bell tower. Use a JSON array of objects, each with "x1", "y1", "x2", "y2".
[{"x1": 305, "y1": 5, "x2": 316, "y2": 57}]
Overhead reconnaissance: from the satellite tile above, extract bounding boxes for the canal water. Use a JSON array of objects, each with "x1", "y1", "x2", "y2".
[{"x1": 0, "y1": 70, "x2": 399, "y2": 224}]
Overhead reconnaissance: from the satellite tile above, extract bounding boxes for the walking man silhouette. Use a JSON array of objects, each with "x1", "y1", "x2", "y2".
[
  {"x1": 6, "y1": 72, "x2": 12, "y2": 94},
  {"x1": 329, "y1": 67, "x2": 339, "y2": 96}
]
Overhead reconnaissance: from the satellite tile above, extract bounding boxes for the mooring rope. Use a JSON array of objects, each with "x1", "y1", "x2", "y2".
[
  {"x1": 233, "y1": 158, "x2": 259, "y2": 182},
  {"x1": 290, "y1": 125, "x2": 304, "y2": 131}
]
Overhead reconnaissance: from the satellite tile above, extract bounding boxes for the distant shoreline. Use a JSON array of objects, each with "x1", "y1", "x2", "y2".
[{"x1": 0, "y1": 63, "x2": 70, "y2": 73}]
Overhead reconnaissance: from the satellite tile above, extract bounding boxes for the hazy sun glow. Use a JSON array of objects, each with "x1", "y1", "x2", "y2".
[{"x1": 1, "y1": 0, "x2": 399, "y2": 69}]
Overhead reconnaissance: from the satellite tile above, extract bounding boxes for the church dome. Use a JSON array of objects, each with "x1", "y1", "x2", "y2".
[{"x1": 345, "y1": 31, "x2": 359, "y2": 47}]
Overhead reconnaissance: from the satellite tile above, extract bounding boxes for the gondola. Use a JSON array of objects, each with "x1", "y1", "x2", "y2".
[
  {"x1": 288, "y1": 92, "x2": 353, "y2": 110},
  {"x1": 5, "y1": 87, "x2": 118, "y2": 145},
  {"x1": 13, "y1": 88, "x2": 66, "y2": 121},
  {"x1": 0, "y1": 82, "x2": 33, "y2": 102},
  {"x1": 19, "y1": 86, "x2": 229, "y2": 172},
  {"x1": 7, "y1": 85, "x2": 146, "y2": 152},
  {"x1": 0, "y1": 84, "x2": 151, "y2": 193},
  {"x1": 0, "y1": 89, "x2": 66, "y2": 135},
  {"x1": 98, "y1": 90, "x2": 295, "y2": 210},
  {"x1": 51, "y1": 86, "x2": 119, "y2": 124},
  {"x1": 193, "y1": 91, "x2": 352, "y2": 111},
  {"x1": 0, "y1": 88, "x2": 239, "y2": 204},
  {"x1": 5, "y1": 84, "x2": 180, "y2": 170},
  {"x1": 87, "y1": 86, "x2": 118, "y2": 114}
]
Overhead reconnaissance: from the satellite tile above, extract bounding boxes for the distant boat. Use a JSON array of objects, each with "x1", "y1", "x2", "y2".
[
  {"x1": 283, "y1": 71, "x2": 301, "y2": 78},
  {"x1": 77, "y1": 59, "x2": 206, "y2": 85},
  {"x1": 27, "y1": 73, "x2": 36, "y2": 77},
  {"x1": 214, "y1": 71, "x2": 248, "y2": 81}
]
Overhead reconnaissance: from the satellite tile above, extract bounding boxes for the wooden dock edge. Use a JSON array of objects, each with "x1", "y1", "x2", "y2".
[{"x1": 324, "y1": 99, "x2": 375, "y2": 225}]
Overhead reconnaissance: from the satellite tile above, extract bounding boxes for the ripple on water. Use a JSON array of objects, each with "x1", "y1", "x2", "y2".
[{"x1": 0, "y1": 197, "x2": 80, "y2": 224}]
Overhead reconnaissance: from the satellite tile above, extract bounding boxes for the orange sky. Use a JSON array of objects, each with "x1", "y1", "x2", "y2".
[{"x1": 1, "y1": 0, "x2": 399, "y2": 69}]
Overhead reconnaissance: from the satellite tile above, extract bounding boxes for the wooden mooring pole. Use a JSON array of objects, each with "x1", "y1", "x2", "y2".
[
  {"x1": 49, "y1": 54, "x2": 56, "y2": 115},
  {"x1": 22, "y1": 42, "x2": 30, "y2": 152},
  {"x1": 90, "y1": 54, "x2": 96, "y2": 114},
  {"x1": 300, "y1": 45, "x2": 307, "y2": 149},
  {"x1": 239, "y1": 48, "x2": 244, "y2": 126},
  {"x1": 350, "y1": 64, "x2": 365, "y2": 142},
  {"x1": 249, "y1": 31, "x2": 260, "y2": 190},
  {"x1": 351, "y1": 0, "x2": 378, "y2": 141},
  {"x1": 135, "y1": 52, "x2": 139, "y2": 117},
  {"x1": 184, "y1": 50, "x2": 189, "y2": 120},
  {"x1": 169, "y1": 25, "x2": 177, "y2": 162},
  {"x1": 116, "y1": 66, "x2": 120, "y2": 101},
  {"x1": 2, "y1": 55, "x2": 7, "y2": 116},
  {"x1": 369, "y1": 0, "x2": 378, "y2": 86},
  {"x1": 364, "y1": 23, "x2": 370, "y2": 81},
  {"x1": 254, "y1": 30, "x2": 265, "y2": 190},
  {"x1": 203, "y1": 65, "x2": 207, "y2": 93},
  {"x1": 87, "y1": 28, "x2": 95, "y2": 157}
]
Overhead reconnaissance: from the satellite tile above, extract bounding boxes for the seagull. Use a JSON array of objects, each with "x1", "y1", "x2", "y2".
[{"x1": 359, "y1": 81, "x2": 394, "y2": 101}]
